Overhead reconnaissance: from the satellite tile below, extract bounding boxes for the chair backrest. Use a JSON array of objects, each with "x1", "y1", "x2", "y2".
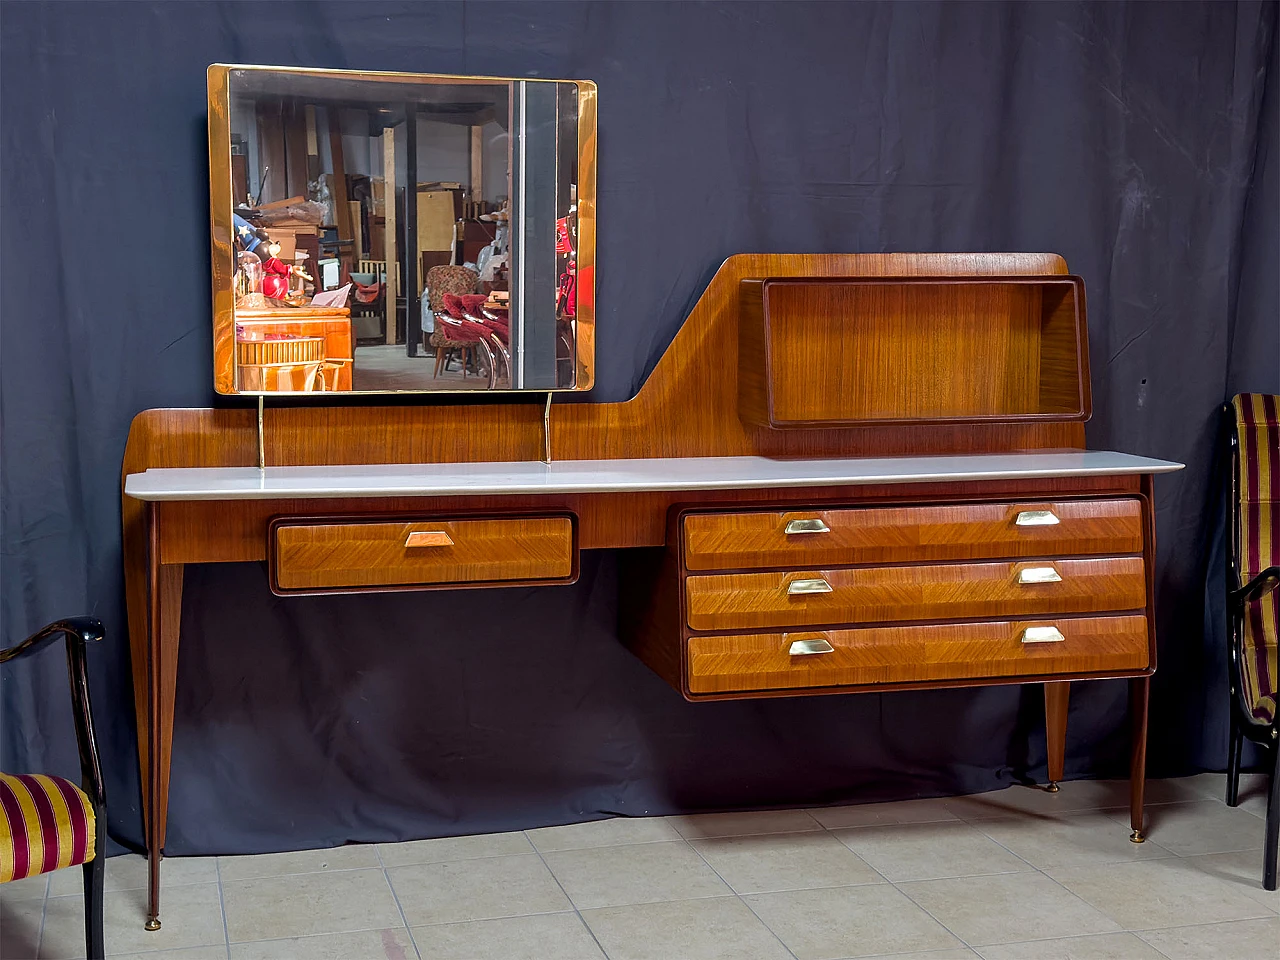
[
  {"x1": 1232, "y1": 393, "x2": 1279, "y2": 583},
  {"x1": 424, "y1": 265, "x2": 478, "y2": 312}
]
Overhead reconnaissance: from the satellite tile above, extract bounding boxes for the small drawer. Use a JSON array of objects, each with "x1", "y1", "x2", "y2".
[
  {"x1": 683, "y1": 499, "x2": 1143, "y2": 571},
  {"x1": 684, "y1": 557, "x2": 1146, "y2": 632},
  {"x1": 270, "y1": 515, "x2": 576, "y2": 594},
  {"x1": 685, "y1": 615, "x2": 1150, "y2": 695}
]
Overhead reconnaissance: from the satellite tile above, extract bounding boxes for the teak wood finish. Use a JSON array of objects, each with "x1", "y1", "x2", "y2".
[{"x1": 120, "y1": 253, "x2": 1162, "y2": 931}]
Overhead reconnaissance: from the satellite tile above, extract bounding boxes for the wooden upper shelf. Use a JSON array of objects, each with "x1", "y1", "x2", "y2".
[{"x1": 739, "y1": 275, "x2": 1090, "y2": 429}]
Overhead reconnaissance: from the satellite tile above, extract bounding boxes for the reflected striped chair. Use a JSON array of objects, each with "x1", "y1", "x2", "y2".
[
  {"x1": 1225, "y1": 394, "x2": 1280, "y2": 891},
  {"x1": 0, "y1": 619, "x2": 106, "y2": 957}
]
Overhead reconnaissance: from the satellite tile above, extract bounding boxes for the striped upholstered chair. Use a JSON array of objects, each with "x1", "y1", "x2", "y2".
[
  {"x1": 1, "y1": 618, "x2": 106, "y2": 958},
  {"x1": 1225, "y1": 394, "x2": 1280, "y2": 891}
]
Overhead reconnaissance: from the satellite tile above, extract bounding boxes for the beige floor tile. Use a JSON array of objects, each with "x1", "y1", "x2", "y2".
[
  {"x1": 387, "y1": 853, "x2": 569, "y2": 925},
  {"x1": 1046, "y1": 857, "x2": 1274, "y2": 929},
  {"x1": 48, "y1": 855, "x2": 218, "y2": 897},
  {"x1": 900, "y1": 871, "x2": 1120, "y2": 947},
  {"x1": 1180, "y1": 849, "x2": 1280, "y2": 913},
  {"x1": 808, "y1": 797, "x2": 960, "y2": 829},
  {"x1": 1, "y1": 897, "x2": 44, "y2": 960},
  {"x1": 1181, "y1": 771, "x2": 1270, "y2": 813},
  {"x1": 543, "y1": 840, "x2": 728, "y2": 909},
  {"x1": 525, "y1": 816, "x2": 679, "y2": 853},
  {"x1": 942, "y1": 782, "x2": 1128, "y2": 820},
  {"x1": 1, "y1": 873, "x2": 49, "y2": 902},
  {"x1": 218, "y1": 844, "x2": 379, "y2": 881},
  {"x1": 115, "y1": 948, "x2": 230, "y2": 960},
  {"x1": 230, "y1": 927, "x2": 417, "y2": 959},
  {"x1": 977, "y1": 932, "x2": 1166, "y2": 959},
  {"x1": 376, "y1": 830, "x2": 532, "y2": 866},
  {"x1": 667, "y1": 808, "x2": 822, "y2": 840},
  {"x1": 1114, "y1": 800, "x2": 1266, "y2": 856},
  {"x1": 581, "y1": 896, "x2": 793, "y2": 960},
  {"x1": 1136, "y1": 916, "x2": 1280, "y2": 959},
  {"x1": 691, "y1": 831, "x2": 882, "y2": 894},
  {"x1": 744, "y1": 883, "x2": 962, "y2": 959},
  {"x1": 37, "y1": 883, "x2": 226, "y2": 960},
  {"x1": 222, "y1": 868, "x2": 401, "y2": 943},
  {"x1": 859, "y1": 951, "x2": 978, "y2": 960},
  {"x1": 410, "y1": 912, "x2": 604, "y2": 960},
  {"x1": 974, "y1": 812, "x2": 1177, "y2": 869},
  {"x1": 833, "y1": 821, "x2": 1030, "y2": 882}
]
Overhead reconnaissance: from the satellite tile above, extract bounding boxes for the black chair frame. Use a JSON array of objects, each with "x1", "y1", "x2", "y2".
[
  {"x1": 1222, "y1": 404, "x2": 1280, "y2": 891},
  {"x1": 1, "y1": 618, "x2": 107, "y2": 957}
]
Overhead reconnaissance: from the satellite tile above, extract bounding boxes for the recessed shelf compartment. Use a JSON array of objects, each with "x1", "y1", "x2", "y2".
[{"x1": 739, "y1": 275, "x2": 1090, "y2": 429}]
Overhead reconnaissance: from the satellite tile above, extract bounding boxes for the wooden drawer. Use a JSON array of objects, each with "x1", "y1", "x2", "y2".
[
  {"x1": 683, "y1": 499, "x2": 1143, "y2": 571},
  {"x1": 271, "y1": 515, "x2": 576, "y2": 594},
  {"x1": 684, "y1": 557, "x2": 1146, "y2": 631},
  {"x1": 685, "y1": 615, "x2": 1150, "y2": 695}
]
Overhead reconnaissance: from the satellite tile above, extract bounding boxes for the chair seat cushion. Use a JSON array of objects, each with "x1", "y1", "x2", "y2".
[{"x1": 0, "y1": 773, "x2": 96, "y2": 883}]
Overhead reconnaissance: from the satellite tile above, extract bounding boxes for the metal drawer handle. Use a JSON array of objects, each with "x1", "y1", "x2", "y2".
[
  {"x1": 405, "y1": 530, "x2": 454, "y2": 548},
  {"x1": 788, "y1": 637, "x2": 835, "y2": 656},
  {"x1": 787, "y1": 577, "x2": 833, "y2": 595},
  {"x1": 1017, "y1": 566, "x2": 1062, "y2": 584},
  {"x1": 784, "y1": 518, "x2": 831, "y2": 535},
  {"x1": 1022, "y1": 626, "x2": 1065, "y2": 644},
  {"x1": 1015, "y1": 510, "x2": 1060, "y2": 527}
]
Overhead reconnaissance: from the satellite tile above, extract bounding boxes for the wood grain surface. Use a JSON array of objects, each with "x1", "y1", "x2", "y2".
[
  {"x1": 684, "y1": 557, "x2": 1147, "y2": 631},
  {"x1": 682, "y1": 498, "x2": 1142, "y2": 571},
  {"x1": 684, "y1": 616, "x2": 1149, "y2": 694}
]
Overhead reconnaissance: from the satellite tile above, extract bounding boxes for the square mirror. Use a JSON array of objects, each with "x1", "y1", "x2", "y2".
[{"x1": 208, "y1": 64, "x2": 595, "y2": 395}]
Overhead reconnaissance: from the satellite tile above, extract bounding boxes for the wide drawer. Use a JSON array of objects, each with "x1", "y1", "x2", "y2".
[
  {"x1": 685, "y1": 615, "x2": 1150, "y2": 695},
  {"x1": 683, "y1": 499, "x2": 1143, "y2": 571},
  {"x1": 271, "y1": 515, "x2": 576, "y2": 593},
  {"x1": 685, "y1": 557, "x2": 1146, "y2": 631}
]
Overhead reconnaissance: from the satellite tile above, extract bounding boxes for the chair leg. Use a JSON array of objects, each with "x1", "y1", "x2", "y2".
[
  {"x1": 1265, "y1": 740, "x2": 1279, "y2": 892},
  {"x1": 434, "y1": 347, "x2": 444, "y2": 378},
  {"x1": 1227, "y1": 708, "x2": 1243, "y2": 806},
  {"x1": 83, "y1": 806, "x2": 106, "y2": 959}
]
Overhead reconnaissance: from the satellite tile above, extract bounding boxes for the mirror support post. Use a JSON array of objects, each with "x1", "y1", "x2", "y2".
[
  {"x1": 257, "y1": 396, "x2": 265, "y2": 471},
  {"x1": 543, "y1": 392, "x2": 553, "y2": 464}
]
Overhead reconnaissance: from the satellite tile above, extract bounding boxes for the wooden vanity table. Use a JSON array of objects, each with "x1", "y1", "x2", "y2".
[{"x1": 121, "y1": 253, "x2": 1182, "y2": 930}]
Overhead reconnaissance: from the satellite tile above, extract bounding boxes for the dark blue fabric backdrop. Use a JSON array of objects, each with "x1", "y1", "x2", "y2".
[{"x1": 2, "y1": 1, "x2": 1277, "y2": 857}]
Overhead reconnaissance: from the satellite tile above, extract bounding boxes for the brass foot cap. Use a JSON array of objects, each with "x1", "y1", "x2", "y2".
[
  {"x1": 1130, "y1": 830, "x2": 1146, "y2": 844},
  {"x1": 1046, "y1": 781, "x2": 1060, "y2": 793},
  {"x1": 144, "y1": 918, "x2": 161, "y2": 932}
]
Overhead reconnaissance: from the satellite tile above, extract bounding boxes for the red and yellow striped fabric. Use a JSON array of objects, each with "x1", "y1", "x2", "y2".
[
  {"x1": 1234, "y1": 393, "x2": 1280, "y2": 724},
  {"x1": 0, "y1": 772, "x2": 96, "y2": 884}
]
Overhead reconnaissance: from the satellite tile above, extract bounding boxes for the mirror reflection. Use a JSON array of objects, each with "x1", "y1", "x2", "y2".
[{"x1": 213, "y1": 66, "x2": 593, "y2": 394}]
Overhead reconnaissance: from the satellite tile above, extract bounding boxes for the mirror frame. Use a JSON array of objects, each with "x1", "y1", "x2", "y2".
[{"x1": 207, "y1": 63, "x2": 597, "y2": 396}]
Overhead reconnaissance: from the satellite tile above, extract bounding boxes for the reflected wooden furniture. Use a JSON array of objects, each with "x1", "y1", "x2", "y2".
[
  {"x1": 120, "y1": 253, "x2": 1182, "y2": 931},
  {"x1": 231, "y1": 306, "x2": 353, "y2": 391}
]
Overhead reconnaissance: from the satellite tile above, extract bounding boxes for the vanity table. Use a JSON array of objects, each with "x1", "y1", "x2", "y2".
[{"x1": 121, "y1": 252, "x2": 1182, "y2": 930}]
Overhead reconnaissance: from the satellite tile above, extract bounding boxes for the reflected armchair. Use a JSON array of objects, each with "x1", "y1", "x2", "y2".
[{"x1": 0, "y1": 618, "x2": 107, "y2": 957}]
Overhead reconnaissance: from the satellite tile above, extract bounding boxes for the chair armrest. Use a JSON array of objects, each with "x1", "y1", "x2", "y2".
[
  {"x1": 0, "y1": 618, "x2": 105, "y2": 808},
  {"x1": 1231, "y1": 566, "x2": 1280, "y2": 604}
]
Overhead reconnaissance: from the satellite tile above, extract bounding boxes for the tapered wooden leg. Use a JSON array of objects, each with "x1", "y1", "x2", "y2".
[
  {"x1": 143, "y1": 503, "x2": 184, "y2": 931},
  {"x1": 1226, "y1": 709, "x2": 1242, "y2": 806},
  {"x1": 1129, "y1": 676, "x2": 1150, "y2": 842},
  {"x1": 1044, "y1": 682, "x2": 1070, "y2": 792},
  {"x1": 1264, "y1": 742, "x2": 1279, "y2": 891},
  {"x1": 83, "y1": 803, "x2": 105, "y2": 959}
]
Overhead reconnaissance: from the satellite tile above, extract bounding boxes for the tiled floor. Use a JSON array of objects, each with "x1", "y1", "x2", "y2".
[{"x1": 1, "y1": 774, "x2": 1275, "y2": 960}]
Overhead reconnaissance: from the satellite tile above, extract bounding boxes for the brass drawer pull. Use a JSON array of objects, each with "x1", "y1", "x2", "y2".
[
  {"x1": 405, "y1": 530, "x2": 454, "y2": 548},
  {"x1": 788, "y1": 637, "x2": 835, "y2": 656},
  {"x1": 1017, "y1": 566, "x2": 1063, "y2": 584},
  {"x1": 787, "y1": 577, "x2": 833, "y2": 595},
  {"x1": 784, "y1": 518, "x2": 831, "y2": 535},
  {"x1": 1022, "y1": 626, "x2": 1066, "y2": 644},
  {"x1": 1015, "y1": 509, "x2": 1060, "y2": 527}
]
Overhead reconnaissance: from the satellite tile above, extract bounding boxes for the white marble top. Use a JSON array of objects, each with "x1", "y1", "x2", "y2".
[{"x1": 124, "y1": 451, "x2": 1183, "y2": 502}]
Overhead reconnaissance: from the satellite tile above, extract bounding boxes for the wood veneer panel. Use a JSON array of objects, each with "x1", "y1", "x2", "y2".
[
  {"x1": 684, "y1": 616, "x2": 1149, "y2": 694},
  {"x1": 739, "y1": 276, "x2": 1087, "y2": 428},
  {"x1": 685, "y1": 557, "x2": 1147, "y2": 632},
  {"x1": 682, "y1": 498, "x2": 1143, "y2": 571},
  {"x1": 271, "y1": 516, "x2": 575, "y2": 593}
]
